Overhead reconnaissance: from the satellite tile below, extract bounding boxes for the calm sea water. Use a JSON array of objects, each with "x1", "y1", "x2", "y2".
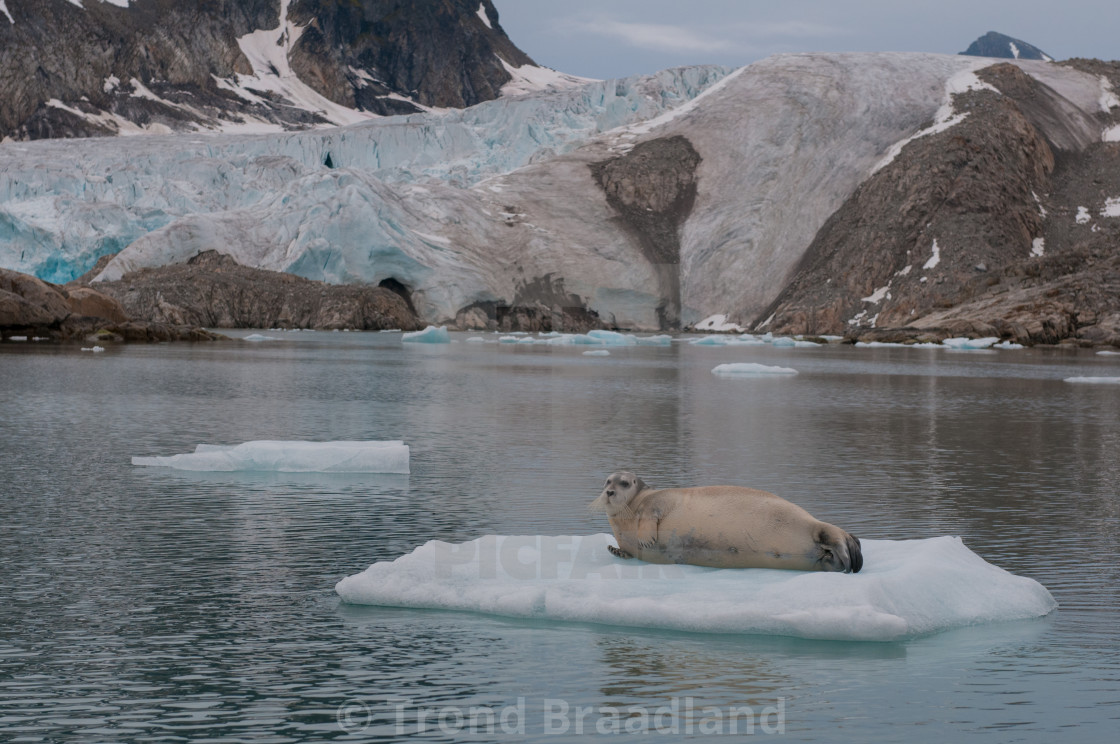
[{"x1": 1, "y1": 331, "x2": 1118, "y2": 743}]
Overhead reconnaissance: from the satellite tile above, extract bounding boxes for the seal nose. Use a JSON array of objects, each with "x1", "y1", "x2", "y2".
[{"x1": 606, "y1": 489, "x2": 615, "y2": 497}]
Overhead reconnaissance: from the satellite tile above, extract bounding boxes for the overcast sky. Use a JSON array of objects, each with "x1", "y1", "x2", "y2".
[{"x1": 495, "y1": 0, "x2": 1118, "y2": 80}]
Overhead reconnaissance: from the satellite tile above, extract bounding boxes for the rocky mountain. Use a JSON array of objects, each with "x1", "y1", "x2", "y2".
[
  {"x1": 3, "y1": 45, "x2": 1120, "y2": 345},
  {"x1": 84, "y1": 250, "x2": 422, "y2": 330},
  {"x1": 0, "y1": 0, "x2": 572, "y2": 140},
  {"x1": 1, "y1": 266, "x2": 222, "y2": 342},
  {"x1": 961, "y1": 31, "x2": 1053, "y2": 62}
]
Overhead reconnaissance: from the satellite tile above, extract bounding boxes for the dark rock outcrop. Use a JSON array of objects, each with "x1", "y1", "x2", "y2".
[
  {"x1": 0, "y1": 0, "x2": 534, "y2": 140},
  {"x1": 961, "y1": 32, "x2": 1052, "y2": 61},
  {"x1": 757, "y1": 63, "x2": 1120, "y2": 346},
  {"x1": 86, "y1": 250, "x2": 423, "y2": 331},
  {"x1": 1, "y1": 267, "x2": 219, "y2": 342},
  {"x1": 591, "y1": 136, "x2": 702, "y2": 330},
  {"x1": 453, "y1": 273, "x2": 603, "y2": 332}
]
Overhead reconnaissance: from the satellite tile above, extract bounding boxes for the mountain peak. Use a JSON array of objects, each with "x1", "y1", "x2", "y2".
[{"x1": 960, "y1": 31, "x2": 1053, "y2": 62}]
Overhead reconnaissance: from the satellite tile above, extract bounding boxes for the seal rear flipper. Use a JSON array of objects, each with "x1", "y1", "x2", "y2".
[
  {"x1": 846, "y1": 533, "x2": 863, "y2": 574},
  {"x1": 608, "y1": 545, "x2": 633, "y2": 559}
]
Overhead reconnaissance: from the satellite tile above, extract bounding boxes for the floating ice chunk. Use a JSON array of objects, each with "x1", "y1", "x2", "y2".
[
  {"x1": 582, "y1": 350, "x2": 610, "y2": 356},
  {"x1": 242, "y1": 333, "x2": 278, "y2": 342},
  {"x1": 498, "y1": 336, "x2": 520, "y2": 343},
  {"x1": 8, "y1": 335, "x2": 27, "y2": 341},
  {"x1": 133, "y1": 440, "x2": 410, "y2": 473},
  {"x1": 768, "y1": 336, "x2": 819, "y2": 348},
  {"x1": 855, "y1": 341, "x2": 941, "y2": 348},
  {"x1": 689, "y1": 334, "x2": 766, "y2": 346},
  {"x1": 942, "y1": 337, "x2": 999, "y2": 349},
  {"x1": 335, "y1": 533, "x2": 1056, "y2": 642},
  {"x1": 1097, "y1": 350, "x2": 1120, "y2": 356},
  {"x1": 401, "y1": 325, "x2": 450, "y2": 344},
  {"x1": 711, "y1": 363, "x2": 798, "y2": 377},
  {"x1": 992, "y1": 340, "x2": 1024, "y2": 349},
  {"x1": 544, "y1": 330, "x2": 669, "y2": 347},
  {"x1": 80, "y1": 345, "x2": 106, "y2": 352},
  {"x1": 466, "y1": 336, "x2": 486, "y2": 343},
  {"x1": 1064, "y1": 376, "x2": 1120, "y2": 384}
]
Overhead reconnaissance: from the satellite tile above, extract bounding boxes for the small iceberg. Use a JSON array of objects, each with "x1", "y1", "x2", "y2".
[
  {"x1": 133, "y1": 440, "x2": 410, "y2": 473},
  {"x1": 335, "y1": 534, "x2": 1056, "y2": 642},
  {"x1": 545, "y1": 330, "x2": 671, "y2": 347},
  {"x1": 402, "y1": 325, "x2": 450, "y2": 344},
  {"x1": 242, "y1": 333, "x2": 278, "y2": 342},
  {"x1": 80, "y1": 345, "x2": 106, "y2": 353},
  {"x1": 942, "y1": 337, "x2": 999, "y2": 349},
  {"x1": 711, "y1": 363, "x2": 798, "y2": 377},
  {"x1": 582, "y1": 350, "x2": 611, "y2": 356},
  {"x1": 1064, "y1": 376, "x2": 1120, "y2": 384}
]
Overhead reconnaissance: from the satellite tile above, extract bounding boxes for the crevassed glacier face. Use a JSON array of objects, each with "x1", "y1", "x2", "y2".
[{"x1": 0, "y1": 66, "x2": 731, "y2": 284}]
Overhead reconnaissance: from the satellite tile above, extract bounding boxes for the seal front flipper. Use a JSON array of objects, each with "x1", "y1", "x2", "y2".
[
  {"x1": 635, "y1": 510, "x2": 660, "y2": 550},
  {"x1": 608, "y1": 545, "x2": 633, "y2": 559}
]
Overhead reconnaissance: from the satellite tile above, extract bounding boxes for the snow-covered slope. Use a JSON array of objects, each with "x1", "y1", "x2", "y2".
[{"x1": 1, "y1": 53, "x2": 1113, "y2": 330}]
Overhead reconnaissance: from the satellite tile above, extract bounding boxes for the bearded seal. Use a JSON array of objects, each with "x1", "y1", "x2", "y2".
[{"x1": 590, "y1": 471, "x2": 863, "y2": 573}]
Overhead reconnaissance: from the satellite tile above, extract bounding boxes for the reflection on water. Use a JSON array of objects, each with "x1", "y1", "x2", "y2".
[{"x1": 2, "y1": 333, "x2": 1119, "y2": 741}]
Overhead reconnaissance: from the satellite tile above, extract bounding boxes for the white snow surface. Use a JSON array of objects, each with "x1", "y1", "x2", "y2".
[
  {"x1": 1101, "y1": 197, "x2": 1120, "y2": 218},
  {"x1": 401, "y1": 325, "x2": 451, "y2": 343},
  {"x1": 0, "y1": 53, "x2": 1109, "y2": 328},
  {"x1": 1105, "y1": 125, "x2": 1120, "y2": 142},
  {"x1": 1031, "y1": 237, "x2": 1045, "y2": 257},
  {"x1": 475, "y1": 3, "x2": 491, "y2": 29},
  {"x1": 1076, "y1": 206, "x2": 1092, "y2": 224},
  {"x1": 711, "y1": 363, "x2": 798, "y2": 377},
  {"x1": 132, "y1": 440, "x2": 410, "y2": 473},
  {"x1": 923, "y1": 238, "x2": 941, "y2": 269},
  {"x1": 0, "y1": 2, "x2": 13, "y2": 24},
  {"x1": 334, "y1": 533, "x2": 1057, "y2": 641},
  {"x1": 692, "y1": 314, "x2": 745, "y2": 332}
]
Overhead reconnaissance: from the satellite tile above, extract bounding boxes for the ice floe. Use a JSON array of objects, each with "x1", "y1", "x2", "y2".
[
  {"x1": 582, "y1": 350, "x2": 611, "y2": 356},
  {"x1": 402, "y1": 325, "x2": 451, "y2": 344},
  {"x1": 1097, "y1": 350, "x2": 1120, "y2": 356},
  {"x1": 335, "y1": 533, "x2": 1056, "y2": 642},
  {"x1": 942, "y1": 337, "x2": 999, "y2": 349},
  {"x1": 711, "y1": 363, "x2": 798, "y2": 377},
  {"x1": 1064, "y1": 377, "x2": 1120, "y2": 384},
  {"x1": 242, "y1": 333, "x2": 278, "y2": 342},
  {"x1": 80, "y1": 345, "x2": 106, "y2": 352},
  {"x1": 133, "y1": 440, "x2": 410, "y2": 473}
]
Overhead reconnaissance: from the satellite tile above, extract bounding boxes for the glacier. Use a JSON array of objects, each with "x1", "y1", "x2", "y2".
[
  {"x1": 334, "y1": 533, "x2": 1057, "y2": 642},
  {"x1": 1, "y1": 53, "x2": 1110, "y2": 329}
]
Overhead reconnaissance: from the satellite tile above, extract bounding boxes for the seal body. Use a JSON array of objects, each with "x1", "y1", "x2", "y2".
[{"x1": 591, "y1": 471, "x2": 863, "y2": 573}]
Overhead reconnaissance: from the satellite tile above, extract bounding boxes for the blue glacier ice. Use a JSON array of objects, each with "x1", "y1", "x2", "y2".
[
  {"x1": 0, "y1": 66, "x2": 731, "y2": 284},
  {"x1": 401, "y1": 325, "x2": 451, "y2": 343}
]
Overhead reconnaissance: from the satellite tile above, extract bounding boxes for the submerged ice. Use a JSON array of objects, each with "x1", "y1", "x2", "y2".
[
  {"x1": 335, "y1": 533, "x2": 1056, "y2": 642},
  {"x1": 133, "y1": 440, "x2": 410, "y2": 473}
]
